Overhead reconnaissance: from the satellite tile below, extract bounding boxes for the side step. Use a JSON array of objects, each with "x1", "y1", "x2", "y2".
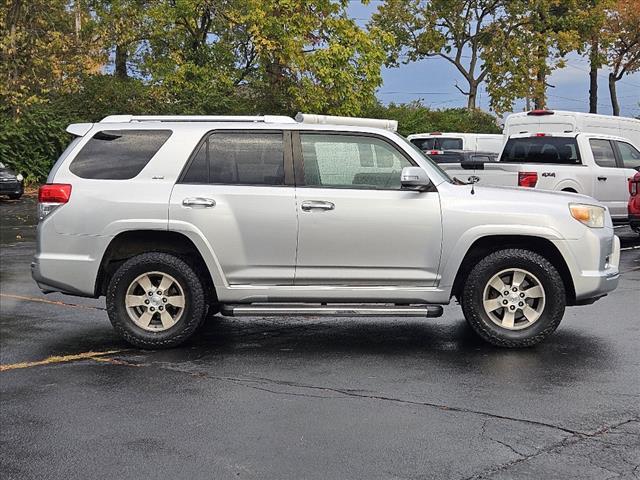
[{"x1": 220, "y1": 303, "x2": 443, "y2": 318}]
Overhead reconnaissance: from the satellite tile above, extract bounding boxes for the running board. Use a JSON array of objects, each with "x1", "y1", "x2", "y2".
[{"x1": 221, "y1": 303, "x2": 443, "y2": 318}]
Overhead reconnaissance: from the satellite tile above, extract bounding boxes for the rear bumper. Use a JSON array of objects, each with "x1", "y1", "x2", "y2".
[{"x1": 31, "y1": 222, "x2": 111, "y2": 297}]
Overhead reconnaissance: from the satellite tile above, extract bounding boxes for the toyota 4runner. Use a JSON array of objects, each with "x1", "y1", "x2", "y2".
[{"x1": 32, "y1": 114, "x2": 621, "y2": 349}]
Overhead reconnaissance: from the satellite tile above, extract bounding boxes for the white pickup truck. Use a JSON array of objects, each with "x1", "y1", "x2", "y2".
[{"x1": 439, "y1": 132, "x2": 640, "y2": 223}]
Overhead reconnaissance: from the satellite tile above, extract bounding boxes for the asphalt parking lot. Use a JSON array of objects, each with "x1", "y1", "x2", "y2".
[{"x1": 1, "y1": 194, "x2": 639, "y2": 480}]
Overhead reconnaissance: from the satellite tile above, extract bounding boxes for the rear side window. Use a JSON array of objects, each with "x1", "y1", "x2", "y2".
[
  {"x1": 70, "y1": 130, "x2": 172, "y2": 179},
  {"x1": 181, "y1": 132, "x2": 284, "y2": 185},
  {"x1": 411, "y1": 137, "x2": 463, "y2": 151},
  {"x1": 501, "y1": 137, "x2": 581, "y2": 164},
  {"x1": 589, "y1": 139, "x2": 617, "y2": 168}
]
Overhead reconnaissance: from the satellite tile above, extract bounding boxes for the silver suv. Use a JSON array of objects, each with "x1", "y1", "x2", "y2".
[{"x1": 32, "y1": 114, "x2": 620, "y2": 349}]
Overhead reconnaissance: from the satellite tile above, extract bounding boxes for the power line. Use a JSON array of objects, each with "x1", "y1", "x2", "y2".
[{"x1": 563, "y1": 62, "x2": 640, "y2": 89}]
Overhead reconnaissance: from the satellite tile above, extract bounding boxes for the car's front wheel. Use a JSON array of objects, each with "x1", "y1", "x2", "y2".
[
  {"x1": 461, "y1": 249, "x2": 566, "y2": 348},
  {"x1": 106, "y1": 252, "x2": 206, "y2": 348}
]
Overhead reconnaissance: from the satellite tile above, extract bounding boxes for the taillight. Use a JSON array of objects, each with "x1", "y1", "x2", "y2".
[
  {"x1": 518, "y1": 172, "x2": 538, "y2": 188},
  {"x1": 38, "y1": 184, "x2": 72, "y2": 221},
  {"x1": 527, "y1": 110, "x2": 554, "y2": 116},
  {"x1": 427, "y1": 150, "x2": 444, "y2": 155},
  {"x1": 630, "y1": 174, "x2": 640, "y2": 196}
]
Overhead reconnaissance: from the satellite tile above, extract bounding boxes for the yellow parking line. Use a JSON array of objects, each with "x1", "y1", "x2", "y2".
[
  {"x1": 0, "y1": 350, "x2": 123, "y2": 372},
  {"x1": 0, "y1": 293, "x2": 103, "y2": 311}
]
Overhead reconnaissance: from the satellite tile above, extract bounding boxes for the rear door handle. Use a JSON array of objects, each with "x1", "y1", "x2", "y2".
[
  {"x1": 182, "y1": 197, "x2": 216, "y2": 207},
  {"x1": 597, "y1": 176, "x2": 607, "y2": 181},
  {"x1": 301, "y1": 200, "x2": 335, "y2": 211}
]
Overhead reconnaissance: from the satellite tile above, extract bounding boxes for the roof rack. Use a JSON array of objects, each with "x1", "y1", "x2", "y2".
[
  {"x1": 99, "y1": 113, "x2": 398, "y2": 131},
  {"x1": 295, "y1": 113, "x2": 398, "y2": 132},
  {"x1": 100, "y1": 115, "x2": 297, "y2": 124}
]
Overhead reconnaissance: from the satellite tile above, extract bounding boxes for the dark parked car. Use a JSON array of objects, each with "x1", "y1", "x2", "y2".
[
  {"x1": 0, "y1": 162, "x2": 24, "y2": 200},
  {"x1": 629, "y1": 169, "x2": 640, "y2": 234}
]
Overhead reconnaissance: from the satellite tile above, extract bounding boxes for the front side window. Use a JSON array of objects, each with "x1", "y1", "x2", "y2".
[
  {"x1": 181, "y1": 132, "x2": 285, "y2": 185},
  {"x1": 501, "y1": 137, "x2": 581, "y2": 164},
  {"x1": 589, "y1": 139, "x2": 617, "y2": 168},
  {"x1": 69, "y1": 130, "x2": 172, "y2": 179},
  {"x1": 300, "y1": 134, "x2": 412, "y2": 190},
  {"x1": 615, "y1": 141, "x2": 640, "y2": 169}
]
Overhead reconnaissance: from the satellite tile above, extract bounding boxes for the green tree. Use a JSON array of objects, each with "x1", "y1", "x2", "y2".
[
  {"x1": 482, "y1": 0, "x2": 584, "y2": 113},
  {"x1": 603, "y1": 0, "x2": 640, "y2": 116},
  {"x1": 139, "y1": 0, "x2": 389, "y2": 115},
  {"x1": 0, "y1": 0, "x2": 103, "y2": 116},
  {"x1": 370, "y1": 0, "x2": 514, "y2": 110},
  {"x1": 364, "y1": 101, "x2": 501, "y2": 136}
]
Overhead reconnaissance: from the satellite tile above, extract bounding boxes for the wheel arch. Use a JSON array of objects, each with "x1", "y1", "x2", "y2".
[
  {"x1": 95, "y1": 230, "x2": 216, "y2": 300},
  {"x1": 451, "y1": 235, "x2": 576, "y2": 305}
]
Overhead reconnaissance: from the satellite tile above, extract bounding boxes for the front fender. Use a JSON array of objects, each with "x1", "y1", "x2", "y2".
[{"x1": 438, "y1": 224, "x2": 566, "y2": 292}]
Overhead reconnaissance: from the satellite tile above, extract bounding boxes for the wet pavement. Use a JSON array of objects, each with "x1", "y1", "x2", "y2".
[{"x1": 1, "y1": 194, "x2": 639, "y2": 479}]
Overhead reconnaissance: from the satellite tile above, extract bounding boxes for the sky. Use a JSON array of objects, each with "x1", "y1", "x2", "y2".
[{"x1": 348, "y1": 1, "x2": 640, "y2": 118}]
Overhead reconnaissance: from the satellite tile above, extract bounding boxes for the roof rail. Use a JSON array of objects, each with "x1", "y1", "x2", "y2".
[
  {"x1": 100, "y1": 115, "x2": 297, "y2": 124},
  {"x1": 295, "y1": 113, "x2": 398, "y2": 132}
]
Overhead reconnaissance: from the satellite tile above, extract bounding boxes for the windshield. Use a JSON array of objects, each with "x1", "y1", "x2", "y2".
[{"x1": 395, "y1": 134, "x2": 452, "y2": 183}]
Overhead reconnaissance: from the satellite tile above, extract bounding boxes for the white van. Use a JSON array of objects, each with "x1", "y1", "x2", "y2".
[
  {"x1": 504, "y1": 110, "x2": 640, "y2": 148},
  {"x1": 407, "y1": 132, "x2": 504, "y2": 154}
]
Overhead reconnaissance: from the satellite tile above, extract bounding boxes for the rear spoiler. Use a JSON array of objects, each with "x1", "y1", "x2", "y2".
[{"x1": 66, "y1": 123, "x2": 93, "y2": 137}]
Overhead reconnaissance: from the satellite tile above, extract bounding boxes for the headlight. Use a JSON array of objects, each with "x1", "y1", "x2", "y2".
[
  {"x1": 569, "y1": 203, "x2": 605, "y2": 228},
  {"x1": 16, "y1": 173, "x2": 23, "y2": 182}
]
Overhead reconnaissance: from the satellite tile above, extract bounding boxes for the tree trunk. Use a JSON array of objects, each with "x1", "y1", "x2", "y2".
[
  {"x1": 467, "y1": 81, "x2": 477, "y2": 109},
  {"x1": 533, "y1": 68, "x2": 546, "y2": 110},
  {"x1": 589, "y1": 40, "x2": 598, "y2": 114},
  {"x1": 608, "y1": 73, "x2": 620, "y2": 116},
  {"x1": 115, "y1": 44, "x2": 128, "y2": 79}
]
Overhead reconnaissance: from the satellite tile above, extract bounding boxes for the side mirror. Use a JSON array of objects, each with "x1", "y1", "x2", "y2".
[{"x1": 401, "y1": 166, "x2": 432, "y2": 191}]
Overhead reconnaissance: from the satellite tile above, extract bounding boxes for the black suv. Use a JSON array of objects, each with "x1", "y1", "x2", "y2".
[{"x1": 0, "y1": 162, "x2": 24, "y2": 200}]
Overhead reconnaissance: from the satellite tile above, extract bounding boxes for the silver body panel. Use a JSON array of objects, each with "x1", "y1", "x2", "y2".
[{"x1": 33, "y1": 119, "x2": 620, "y2": 306}]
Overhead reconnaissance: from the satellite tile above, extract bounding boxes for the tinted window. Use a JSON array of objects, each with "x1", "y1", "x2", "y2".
[
  {"x1": 501, "y1": 137, "x2": 581, "y2": 164},
  {"x1": 70, "y1": 130, "x2": 172, "y2": 179},
  {"x1": 426, "y1": 152, "x2": 464, "y2": 164},
  {"x1": 301, "y1": 134, "x2": 412, "y2": 189},
  {"x1": 412, "y1": 137, "x2": 463, "y2": 151},
  {"x1": 589, "y1": 139, "x2": 617, "y2": 168},
  {"x1": 615, "y1": 141, "x2": 640, "y2": 169},
  {"x1": 181, "y1": 132, "x2": 284, "y2": 185}
]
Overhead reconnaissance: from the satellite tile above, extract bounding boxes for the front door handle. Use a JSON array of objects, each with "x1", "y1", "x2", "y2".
[
  {"x1": 182, "y1": 197, "x2": 216, "y2": 207},
  {"x1": 597, "y1": 176, "x2": 607, "y2": 181},
  {"x1": 301, "y1": 200, "x2": 335, "y2": 211}
]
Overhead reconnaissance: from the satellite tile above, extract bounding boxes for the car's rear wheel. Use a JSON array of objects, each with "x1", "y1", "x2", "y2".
[
  {"x1": 461, "y1": 249, "x2": 565, "y2": 347},
  {"x1": 106, "y1": 252, "x2": 206, "y2": 348}
]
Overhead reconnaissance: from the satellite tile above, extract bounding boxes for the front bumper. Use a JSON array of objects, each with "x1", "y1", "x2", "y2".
[
  {"x1": 561, "y1": 232, "x2": 620, "y2": 304},
  {"x1": 0, "y1": 180, "x2": 23, "y2": 196}
]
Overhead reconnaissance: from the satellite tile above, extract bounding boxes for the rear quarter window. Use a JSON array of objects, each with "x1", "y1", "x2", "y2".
[
  {"x1": 69, "y1": 130, "x2": 172, "y2": 179},
  {"x1": 501, "y1": 137, "x2": 581, "y2": 164}
]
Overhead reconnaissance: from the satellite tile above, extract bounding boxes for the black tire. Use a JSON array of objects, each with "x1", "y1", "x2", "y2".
[
  {"x1": 461, "y1": 249, "x2": 565, "y2": 348},
  {"x1": 106, "y1": 252, "x2": 206, "y2": 349},
  {"x1": 206, "y1": 302, "x2": 221, "y2": 320}
]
